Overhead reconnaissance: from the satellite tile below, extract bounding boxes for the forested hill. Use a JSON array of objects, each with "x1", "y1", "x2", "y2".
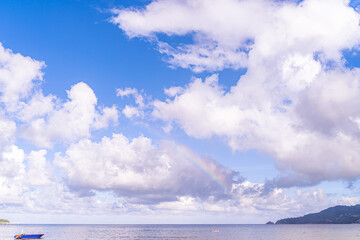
[
  {"x1": 276, "y1": 205, "x2": 360, "y2": 224},
  {"x1": 0, "y1": 219, "x2": 9, "y2": 224}
]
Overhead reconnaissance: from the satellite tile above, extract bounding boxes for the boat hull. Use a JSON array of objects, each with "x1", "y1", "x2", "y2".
[{"x1": 14, "y1": 234, "x2": 44, "y2": 239}]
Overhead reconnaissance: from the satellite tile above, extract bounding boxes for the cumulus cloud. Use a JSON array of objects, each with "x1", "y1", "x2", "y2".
[
  {"x1": 0, "y1": 144, "x2": 115, "y2": 215},
  {"x1": 20, "y1": 82, "x2": 118, "y2": 148},
  {"x1": 117, "y1": 87, "x2": 146, "y2": 118},
  {"x1": 0, "y1": 43, "x2": 45, "y2": 111},
  {"x1": 0, "y1": 145, "x2": 53, "y2": 205},
  {"x1": 117, "y1": 87, "x2": 144, "y2": 107},
  {"x1": 55, "y1": 134, "x2": 241, "y2": 203},
  {"x1": 0, "y1": 114, "x2": 16, "y2": 147},
  {"x1": 112, "y1": 0, "x2": 360, "y2": 71},
  {"x1": 0, "y1": 145, "x2": 27, "y2": 204},
  {"x1": 0, "y1": 43, "x2": 119, "y2": 148},
  {"x1": 93, "y1": 105, "x2": 119, "y2": 130},
  {"x1": 0, "y1": 138, "x2": 73, "y2": 214},
  {"x1": 122, "y1": 105, "x2": 141, "y2": 118},
  {"x1": 0, "y1": 44, "x2": 51, "y2": 207},
  {"x1": 16, "y1": 92, "x2": 56, "y2": 122}
]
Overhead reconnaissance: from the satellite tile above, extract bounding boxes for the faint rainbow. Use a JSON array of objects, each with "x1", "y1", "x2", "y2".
[
  {"x1": 141, "y1": 125, "x2": 229, "y2": 192},
  {"x1": 172, "y1": 143, "x2": 229, "y2": 192}
]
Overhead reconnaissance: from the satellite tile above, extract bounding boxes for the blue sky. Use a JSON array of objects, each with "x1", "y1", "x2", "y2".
[{"x1": 0, "y1": 0, "x2": 360, "y2": 224}]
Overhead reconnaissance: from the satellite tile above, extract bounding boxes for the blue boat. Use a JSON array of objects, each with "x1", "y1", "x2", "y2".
[{"x1": 14, "y1": 234, "x2": 44, "y2": 239}]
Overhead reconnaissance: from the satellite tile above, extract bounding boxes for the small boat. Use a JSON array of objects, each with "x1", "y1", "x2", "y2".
[{"x1": 14, "y1": 234, "x2": 44, "y2": 239}]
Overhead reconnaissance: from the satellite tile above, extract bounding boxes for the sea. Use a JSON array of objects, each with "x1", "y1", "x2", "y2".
[{"x1": 1, "y1": 224, "x2": 360, "y2": 240}]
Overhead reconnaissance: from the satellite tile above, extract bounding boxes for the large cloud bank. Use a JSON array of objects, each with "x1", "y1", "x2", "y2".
[{"x1": 113, "y1": 0, "x2": 360, "y2": 187}]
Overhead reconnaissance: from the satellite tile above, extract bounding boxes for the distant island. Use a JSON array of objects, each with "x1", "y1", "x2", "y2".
[
  {"x1": 275, "y1": 204, "x2": 360, "y2": 224},
  {"x1": 0, "y1": 219, "x2": 10, "y2": 224}
]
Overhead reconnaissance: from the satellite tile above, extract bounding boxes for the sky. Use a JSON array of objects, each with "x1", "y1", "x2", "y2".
[{"x1": 1, "y1": 0, "x2": 360, "y2": 224}]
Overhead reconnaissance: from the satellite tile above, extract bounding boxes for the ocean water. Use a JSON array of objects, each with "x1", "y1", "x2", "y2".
[{"x1": 1, "y1": 224, "x2": 360, "y2": 240}]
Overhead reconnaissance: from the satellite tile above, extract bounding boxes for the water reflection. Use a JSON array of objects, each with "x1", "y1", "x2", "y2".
[{"x1": 1, "y1": 224, "x2": 360, "y2": 240}]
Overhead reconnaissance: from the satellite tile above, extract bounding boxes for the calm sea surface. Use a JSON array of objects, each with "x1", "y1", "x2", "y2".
[{"x1": 1, "y1": 224, "x2": 360, "y2": 240}]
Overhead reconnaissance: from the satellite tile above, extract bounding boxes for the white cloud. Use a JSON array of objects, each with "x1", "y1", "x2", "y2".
[
  {"x1": 158, "y1": 41, "x2": 248, "y2": 72},
  {"x1": 0, "y1": 43, "x2": 45, "y2": 111},
  {"x1": 117, "y1": 87, "x2": 146, "y2": 118},
  {"x1": 117, "y1": 87, "x2": 144, "y2": 107},
  {"x1": 17, "y1": 92, "x2": 56, "y2": 122},
  {"x1": 55, "y1": 134, "x2": 240, "y2": 203},
  {"x1": 0, "y1": 146, "x2": 52, "y2": 206},
  {"x1": 112, "y1": 0, "x2": 360, "y2": 71},
  {"x1": 93, "y1": 105, "x2": 119, "y2": 130},
  {"x1": 20, "y1": 82, "x2": 119, "y2": 148},
  {"x1": 0, "y1": 113, "x2": 16, "y2": 146},
  {"x1": 122, "y1": 105, "x2": 141, "y2": 118},
  {"x1": 0, "y1": 44, "x2": 53, "y2": 208},
  {"x1": 0, "y1": 43, "x2": 119, "y2": 149},
  {"x1": 0, "y1": 145, "x2": 27, "y2": 204},
  {"x1": 0, "y1": 143, "x2": 116, "y2": 215},
  {"x1": 153, "y1": 74, "x2": 240, "y2": 139},
  {"x1": 116, "y1": 87, "x2": 138, "y2": 97},
  {"x1": 26, "y1": 150, "x2": 52, "y2": 187},
  {"x1": 164, "y1": 86, "x2": 184, "y2": 97}
]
